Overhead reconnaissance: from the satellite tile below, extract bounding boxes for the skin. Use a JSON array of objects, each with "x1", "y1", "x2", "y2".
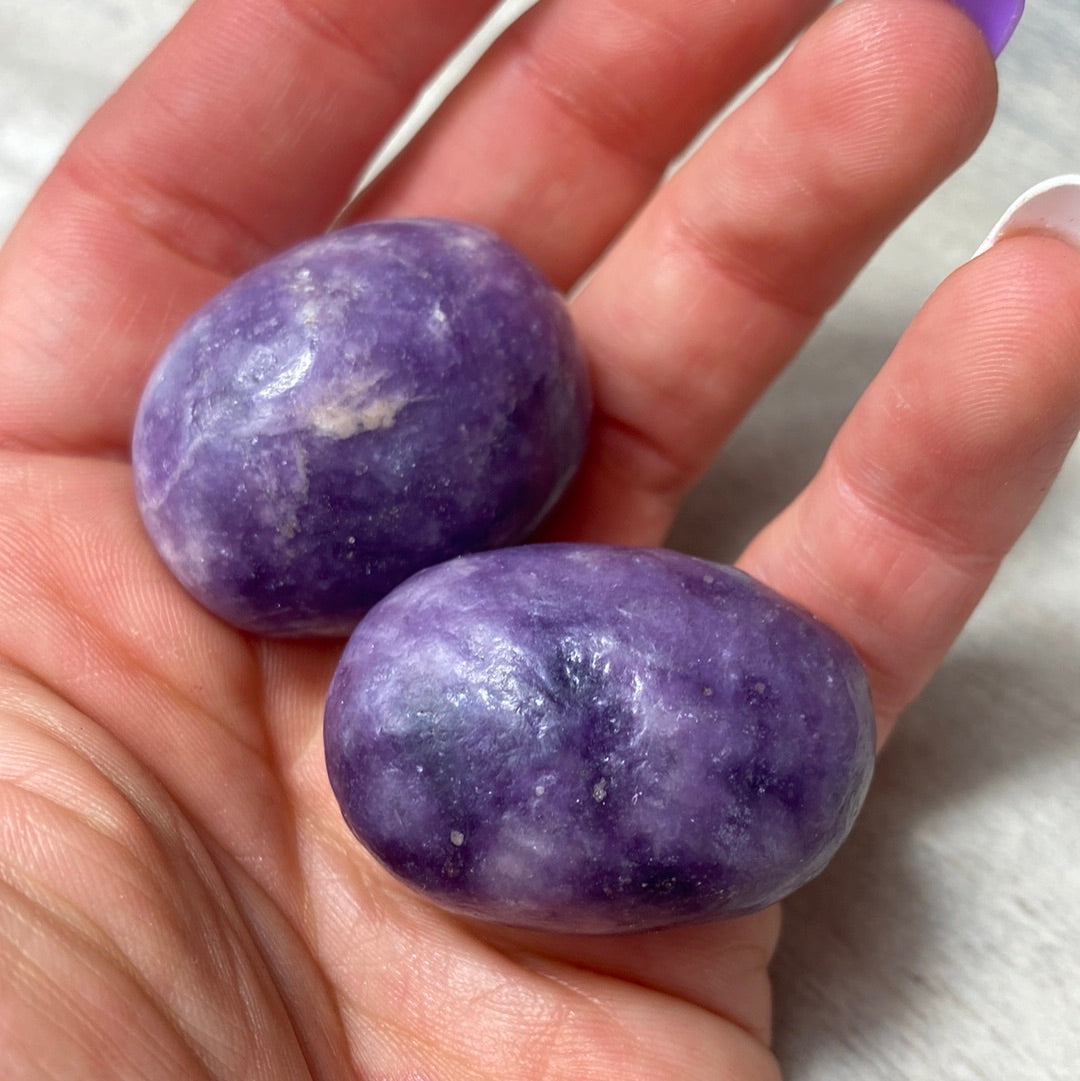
[{"x1": 1, "y1": 0, "x2": 1078, "y2": 1078}]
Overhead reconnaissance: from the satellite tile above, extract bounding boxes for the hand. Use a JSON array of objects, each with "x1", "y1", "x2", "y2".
[{"x1": 1, "y1": 1, "x2": 1077, "y2": 1078}]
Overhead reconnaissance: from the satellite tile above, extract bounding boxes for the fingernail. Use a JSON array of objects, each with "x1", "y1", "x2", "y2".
[
  {"x1": 974, "y1": 176, "x2": 1080, "y2": 257},
  {"x1": 947, "y1": 0, "x2": 1025, "y2": 57}
]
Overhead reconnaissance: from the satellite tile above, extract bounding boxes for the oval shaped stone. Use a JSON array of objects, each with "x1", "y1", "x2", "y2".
[
  {"x1": 324, "y1": 544, "x2": 876, "y2": 933},
  {"x1": 132, "y1": 218, "x2": 590, "y2": 636}
]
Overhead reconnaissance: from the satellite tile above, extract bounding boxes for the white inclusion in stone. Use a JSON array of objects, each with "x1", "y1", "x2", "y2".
[
  {"x1": 482, "y1": 821, "x2": 561, "y2": 895},
  {"x1": 309, "y1": 392, "x2": 408, "y2": 438},
  {"x1": 291, "y1": 271, "x2": 317, "y2": 301},
  {"x1": 449, "y1": 829, "x2": 465, "y2": 847},
  {"x1": 591, "y1": 778, "x2": 608, "y2": 803},
  {"x1": 447, "y1": 230, "x2": 482, "y2": 252},
  {"x1": 428, "y1": 301, "x2": 450, "y2": 333},
  {"x1": 534, "y1": 783, "x2": 546, "y2": 797}
]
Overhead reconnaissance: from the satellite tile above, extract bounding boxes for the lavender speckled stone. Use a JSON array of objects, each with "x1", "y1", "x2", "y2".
[
  {"x1": 324, "y1": 544, "x2": 876, "y2": 933},
  {"x1": 132, "y1": 219, "x2": 590, "y2": 636}
]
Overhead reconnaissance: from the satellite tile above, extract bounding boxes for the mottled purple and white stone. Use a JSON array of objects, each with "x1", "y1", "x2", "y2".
[
  {"x1": 132, "y1": 219, "x2": 590, "y2": 636},
  {"x1": 324, "y1": 544, "x2": 876, "y2": 933}
]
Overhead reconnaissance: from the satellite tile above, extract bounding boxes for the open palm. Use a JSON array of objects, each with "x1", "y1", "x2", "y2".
[{"x1": 2, "y1": 1, "x2": 1079, "y2": 1078}]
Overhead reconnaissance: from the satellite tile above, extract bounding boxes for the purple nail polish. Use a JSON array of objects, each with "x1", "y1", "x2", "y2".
[{"x1": 947, "y1": 0, "x2": 1025, "y2": 57}]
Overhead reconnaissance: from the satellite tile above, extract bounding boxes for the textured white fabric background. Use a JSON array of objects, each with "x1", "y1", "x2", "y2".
[{"x1": 1, "y1": 2, "x2": 1077, "y2": 1078}]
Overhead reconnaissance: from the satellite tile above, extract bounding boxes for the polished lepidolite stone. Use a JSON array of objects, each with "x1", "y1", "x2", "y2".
[
  {"x1": 132, "y1": 219, "x2": 590, "y2": 636},
  {"x1": 324, "y1": 544, "x2": 876, "y2": 933}
]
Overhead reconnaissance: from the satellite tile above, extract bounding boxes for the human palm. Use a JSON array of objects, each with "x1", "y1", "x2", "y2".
[{"x1": 3, "y1": 1, "x2": 1079, "y2": 1079}]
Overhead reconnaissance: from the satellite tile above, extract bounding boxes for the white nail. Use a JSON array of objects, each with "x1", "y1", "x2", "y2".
[{"x1": 974, "y1": 175, "x2": 1080, "y2": 257}]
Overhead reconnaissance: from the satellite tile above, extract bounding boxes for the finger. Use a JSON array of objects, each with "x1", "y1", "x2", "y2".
[
  {"x1": 0, "y1": 0, "x2": 497, "y2": 454},
  {"x1": 348, "y1": 0, "x2": 829, "y2": 287},
  {"x1": 544, "y1": 0, "x2": 997, "y2": 546},
  {"x1": 738, "y1": 232, "x2": 1080, "y2": 738},
  {"x1": 480, "y1": 907, "x2": 782, "y2": 1047}
]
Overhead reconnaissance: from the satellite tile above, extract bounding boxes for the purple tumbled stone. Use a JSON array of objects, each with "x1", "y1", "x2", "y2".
[
  {"x1": 324, "y1": 544, "x2": 876, "y2": 934},
  {"x1": 132, "y1": 218, "x2": 590, "y2": 636}
]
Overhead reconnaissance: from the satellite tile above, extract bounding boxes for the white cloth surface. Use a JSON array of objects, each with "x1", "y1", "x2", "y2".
[{"x1": 0, "y1": 2, "x2": 1076, "y2": 1078}]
